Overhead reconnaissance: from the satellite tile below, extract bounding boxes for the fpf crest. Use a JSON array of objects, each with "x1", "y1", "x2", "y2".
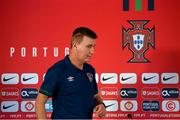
[{"x1": 122, "y1": 20, "x2": 155, "y2": 63}]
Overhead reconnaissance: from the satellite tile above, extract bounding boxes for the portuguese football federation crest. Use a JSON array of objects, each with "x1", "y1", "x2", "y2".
[
  {"x1": 122, "y1": 20, "x2": 155, "y2": 63},
  {"x1": 87, "y1": 73, "x2": 93, "y2": 82}
]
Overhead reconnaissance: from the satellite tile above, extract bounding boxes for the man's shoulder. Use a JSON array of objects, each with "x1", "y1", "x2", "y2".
[{"x1": 47, "y1": 59, "x2": 66, "y2": 72}]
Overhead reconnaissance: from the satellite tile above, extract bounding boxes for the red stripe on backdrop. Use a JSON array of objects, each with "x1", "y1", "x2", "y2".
[{"x1": 130, "y1": 0, "x2": 136, "y2": 11}]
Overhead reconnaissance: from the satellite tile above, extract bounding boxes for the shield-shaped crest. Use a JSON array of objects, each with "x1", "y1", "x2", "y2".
[
  {"x1": 122, "y1": 20, "x2": 155, "y2": 63},
  {"x1": 87, "y1": 73, "x2": 93, "y2": 82},
  {"x1": 133, "y1": 34, "x2": 144, "y2": 51}
]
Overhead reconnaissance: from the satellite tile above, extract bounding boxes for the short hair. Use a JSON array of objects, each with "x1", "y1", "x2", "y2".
[{"x1": 71, "y1": 27, "x2": 97, "y2": 47}]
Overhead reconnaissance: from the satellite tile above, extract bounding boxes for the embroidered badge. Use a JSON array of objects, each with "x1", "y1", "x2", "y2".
[{"x1": 87, "y1": 73, "x2": 93, "y2": 82}]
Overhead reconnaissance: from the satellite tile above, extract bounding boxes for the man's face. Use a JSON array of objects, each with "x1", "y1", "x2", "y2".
[{"x1": 75, "y1": 36, "x2": 96, "y2": 63}]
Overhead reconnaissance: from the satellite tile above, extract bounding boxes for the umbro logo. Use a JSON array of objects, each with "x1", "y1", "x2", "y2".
[{"x1": 67, "y1": 76, "x2": 74, "y2": 82}]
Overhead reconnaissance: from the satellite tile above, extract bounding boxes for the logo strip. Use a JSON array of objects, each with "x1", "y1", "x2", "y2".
[
  {"x1": 123, "y1": 0, "x2": 129, "y2": 11},
  {"x1": 148, "y1": 0, "x2": 154, "y2": 11},
  {"x1": 135, "y1": 0, "x2": 142, "y2": 11},
  {"x1": 123, "y1": 0, "x2": 154, "y2": 11}
]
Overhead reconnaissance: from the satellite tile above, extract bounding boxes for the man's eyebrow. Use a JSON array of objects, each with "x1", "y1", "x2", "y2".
[{"x1": 86, "y1": 44, "x2": 93, "y2": 47}]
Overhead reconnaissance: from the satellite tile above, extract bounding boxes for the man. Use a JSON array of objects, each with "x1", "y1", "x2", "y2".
[{"x1": 35, "y1": 27, "x2": 106, "y2": 119}]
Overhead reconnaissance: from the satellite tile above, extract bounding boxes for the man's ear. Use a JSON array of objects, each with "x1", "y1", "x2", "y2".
[
  {"x1": 72, "y1": 41, "x2": 76, "y2": 47},
  {"x1": 72, "y1": 41, "x2": 78, "y2": 50},
  {"x1": 73, "y1": 41, "x2": 80, "y2": 48}
]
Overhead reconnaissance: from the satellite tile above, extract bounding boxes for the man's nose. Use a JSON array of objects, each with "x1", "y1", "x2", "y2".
[{"x1": 90, "y1": 47, "x2": 95, "y2": 54}]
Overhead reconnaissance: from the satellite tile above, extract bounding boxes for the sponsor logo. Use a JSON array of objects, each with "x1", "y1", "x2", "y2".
[
  {"x1": 163, "y1": 76, "x2": 176, "y2": 81},
  {"x1": 120, "y1": 100, "x2": 137, "y2": 111},
  {"x1": 103, "y1": 100, "x2": 118, "y2": 112},
  {"x1": 95, "y1": 73, "x2": 98, "y2": 83},
  {"x1": 3, "y1": 76, "x2": 17, "y2": 82},
  {"x1": 162, "y1": 100, "x2": 179, "y2": 112},
  {"x1": 100, "y1": 87, "x2": 118, "y2": 99},
  {"x1": 23, "y1": 76, "x2": 35, "y2": 82},
  {"x1": 45, "y1": 100, "x2": 53, "y2": 112},
  {"x1": 3, "y1": 104, "x2": 16, "y2": 109},
  {"x1": 122, "y1": 20, "x2": 155, "y2": 63},
  {"x1": 21, "y1": 101, "x2": 35, "y2": 112},
  {"x1": 21, "y1": 88, "x2": 38, "y2": 99},
  {"x1": 143, "y1": 76, "x2": 156, "y2": 81},
  {"x1": 101, "y1": 73, "x2": 118, "y2": 84},
  {"x1": 142, "y1": 73, "x2": 159, "y2": 84},
  {"x1": 142, "y1": 101, "x2": 160, "y2": 111},
  {"x1": 162, "y1": 88, "x2": 179, "y2": 98},
  {"x1": 142, "y1": 87, "x2": 160, "y2": 99},
  {"x1": 1, "y1": 101, "x2": 19, "y2": 112},
  {"x1": 121, "y1": 76, "x2": 134, "y2": 81},
  {"x1": 67, "y1": 76, "x2": 74, "y2": 82},
  {"x1": 120, "y1": 88, "x2": 137, "y2": 98},
  {"x1": 21, "y1": 73, "x2": 38, "y2": 84},
  {"x1": 105, "y1": 103, "x2": 115, "y2": 108},
  {"x1": 1, "y1": 88, "x2": 19, "y2": 100},
  {"x1": 1, "y1": 73, "x2": 19, "y2": 84},
  {"x1": 161, "y1": 73, "x2": 179, "y2": 84},
  {"x1": 120, "y1": 73, "x2": 137, "y2": 84},
  {"x1": 102, "y1": 76, "x2": 114, "y2": 81}
]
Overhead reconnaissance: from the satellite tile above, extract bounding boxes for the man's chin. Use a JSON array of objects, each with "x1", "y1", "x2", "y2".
[{"x1": 84, "y1": 58, "x2": 91, "y2": 62}]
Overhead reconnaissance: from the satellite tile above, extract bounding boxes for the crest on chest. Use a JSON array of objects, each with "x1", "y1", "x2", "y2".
[{"x1": 86, "y1": 73, "x2": 93, "y2": 82}]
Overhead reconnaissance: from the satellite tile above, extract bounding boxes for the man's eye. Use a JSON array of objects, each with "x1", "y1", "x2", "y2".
[{"x1": 87, "y1": 45, "x2": 92, "y2": 48}]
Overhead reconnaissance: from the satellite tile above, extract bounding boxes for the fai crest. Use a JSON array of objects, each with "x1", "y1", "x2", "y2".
[
  {"x1": 122, "y1": 20, "x2": 155, "y2": 63},
  {"x1": 87, "y1": 73, "x2": 93, "y2": 82}
]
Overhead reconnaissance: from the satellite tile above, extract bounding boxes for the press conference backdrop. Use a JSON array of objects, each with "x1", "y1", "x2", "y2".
[{"x1": 0, "y1": 0, "x2": 180, "y2": 119}]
